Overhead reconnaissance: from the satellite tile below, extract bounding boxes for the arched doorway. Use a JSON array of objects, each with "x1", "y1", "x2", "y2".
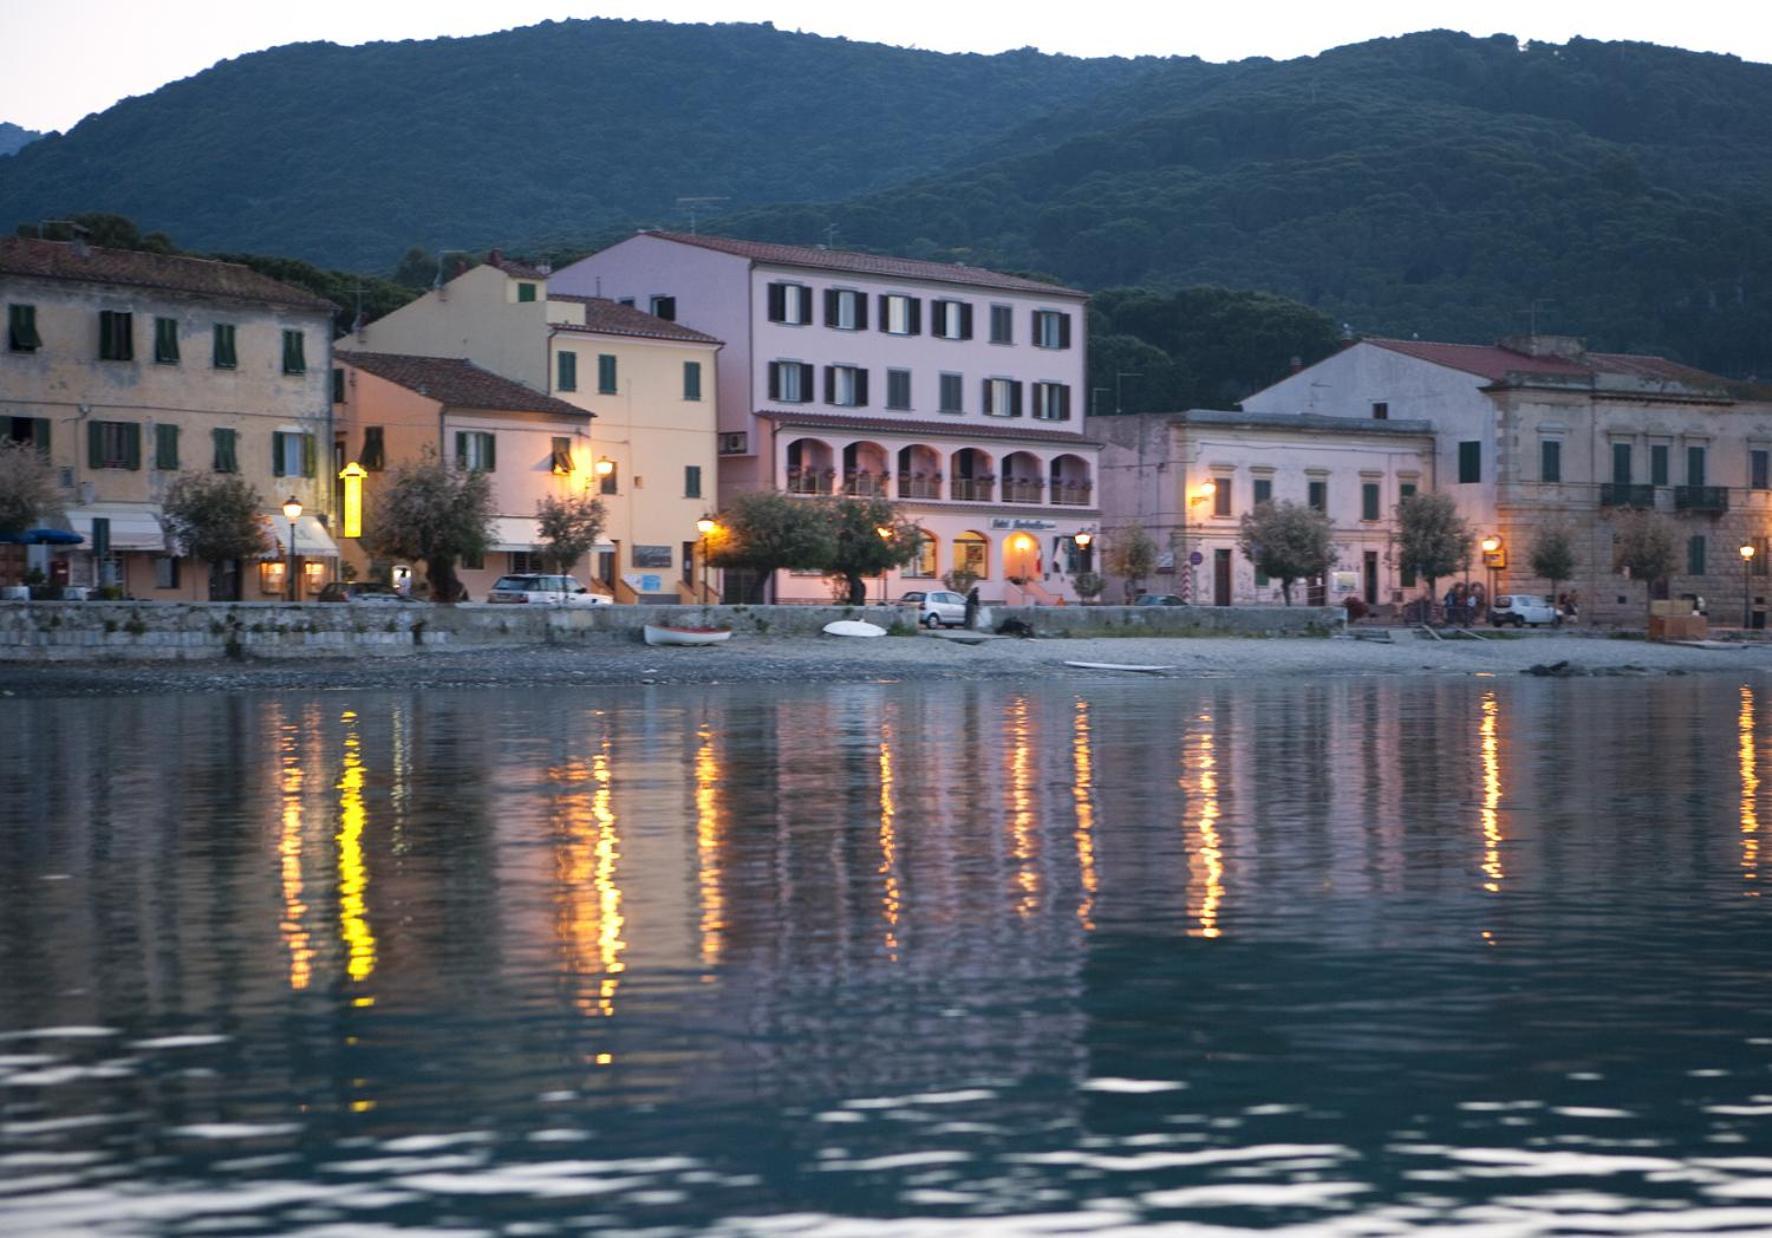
[
  {"x1": 1004, "y1": 531, "x2": 1041, "y2": 582},
  {"x1": 954, "y1": 531, "x2": 990, "y2": 581}
]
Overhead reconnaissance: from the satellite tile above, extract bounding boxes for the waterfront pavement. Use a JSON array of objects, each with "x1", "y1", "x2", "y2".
[{"x1": 0, "y1": 628, "x2": 1765, "y2": 696}]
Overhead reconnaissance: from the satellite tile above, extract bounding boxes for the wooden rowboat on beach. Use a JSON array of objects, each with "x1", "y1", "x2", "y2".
[{"x1": 643, "y1": 624, "x2": 733, "y2": 647}]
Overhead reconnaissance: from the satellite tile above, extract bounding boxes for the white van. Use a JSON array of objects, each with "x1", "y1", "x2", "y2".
[{"x1": 1490, "y1": 594, "x2": 1560, "y2": 627}]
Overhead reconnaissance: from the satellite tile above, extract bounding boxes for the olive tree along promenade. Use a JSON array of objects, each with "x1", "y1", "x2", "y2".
[
  {"x1": 1611, "y1": 510, "x2": 1680, "y2": 626},
  {"x1": 1104, "y1": 524, "x2": 1159, "y2": 602},
  {"x1": 0, "y1": 440, "x2": 61, "y2": 537},
  {"x1": 822, "y1": 495, "x2": 923, "y2": 606},
  {"x1": 1528, "y1": 524, "x2": 1577, "y2": 609},
  {"x1": 536, "y1": 493, "x2": 606, "y2": 577},
  {"x1": 1237, "y1": 500, "x2": 1336, "y2": 606},
  {"x1": 366, "y1": 452, "x2": 495, "y2": 603},
  {"x1": 160, "y1": 474, "x2": 271, "y2": 600},
  {"x1": 705, "y1": 490, "x2": 837, "y2": 603},
  {"x1": 1393, "y1": 492, "x2": 1473, "y2": 606}
]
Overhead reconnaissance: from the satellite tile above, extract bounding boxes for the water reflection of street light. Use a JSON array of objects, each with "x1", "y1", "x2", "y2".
[
  {"x1": 1742, "y1": 542, "x2": 1756, "y2": 630},
  {"x1": 281, "y1": 495, "x2": 302, "y2": 603}
]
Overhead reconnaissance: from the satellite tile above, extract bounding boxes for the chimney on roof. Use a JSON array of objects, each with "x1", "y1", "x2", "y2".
[
  {"x1": 1500, "y1": 334, "x2": 1586, "y2": 361},
  {"x1": 538, "y1": 262, "x2": 552, "y2": 276},
  {"x1": 488, "y1": 248, "x2": 504, "y2": 268}
]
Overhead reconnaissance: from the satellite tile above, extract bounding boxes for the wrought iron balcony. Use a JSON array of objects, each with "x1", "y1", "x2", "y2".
[
  {"x1": 1599, "y1": 483, "x2": 1656, "y2": 509},
  {"x1": 950, "y1": 478, "x2": 995, "y2": 502},
  {"x1": 1675, "y1": 485, "x2": 1729, "y2": 514},
  {"x1": 843, "y1": 471, "x2": 888, "y2": 497},
  {"x1": 898, "y1": 477, "x2": 942, "y2": 500},
  {"x1": 1051, "y1": 483, "x2": 1094, "y2": 507},
  {"x1": 1002, "y1": 478, "x2": 1044, "y2": 504},
  {"x1": 786, "y1": 469, "x2": 833, "y2": 495}
]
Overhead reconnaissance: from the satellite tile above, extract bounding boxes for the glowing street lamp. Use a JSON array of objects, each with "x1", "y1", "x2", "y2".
[
  {"x1": 696, "y1": 516, "x2": 718, "y2": 602},
  {"x1": 1742, "y1": 542, "x2": 1757, "y2": 629},
  {"x1": 281, "y1": 495, "x2": 303, "y2": 603}
]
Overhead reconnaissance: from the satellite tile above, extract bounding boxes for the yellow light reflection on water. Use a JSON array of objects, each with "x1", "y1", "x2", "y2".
[
  {"x1": 1181, "y1": 711, "x2": 1224, "y2": 939},
  {"x1": 694, "y1": 724, "x2": 725, "y2": 965},
  {"x1": 593, "y1": 742, "x2": 626, "y2": 1014},
  {"x1": 1072, "y1": 698, "x2": 1098, "y2": 931},
  {"x1": 1742, "y1": 685, "x2": 1760, "y2": 892},
  {"x1": 1007, "y1": 696, "x2": 1040, "y2": 917},
  {"x1": 277, "y1": 711, "x2": 312, "y2": 991},
  {"x1": 551, "y1": 740, "x2": 625, "y2": 1017},
  {"x1": 1480, "y1": 691, "x2": 1504, "y2": 898},
  {"x1": 336, "y1": 710, "x2": 377, "y2": 984},
  {"x1": 878, "y1": 720, "x2": 903, "y2": 958}
]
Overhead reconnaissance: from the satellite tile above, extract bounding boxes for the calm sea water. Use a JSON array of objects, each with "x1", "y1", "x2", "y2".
[{"x1": 2, "y1": 675, "x2": 1771, "y2": 1235}]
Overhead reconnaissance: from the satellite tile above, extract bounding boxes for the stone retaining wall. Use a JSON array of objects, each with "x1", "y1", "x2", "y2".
[{"x1": 0, "y1": 600, "x2": 1340, "y2": 661}]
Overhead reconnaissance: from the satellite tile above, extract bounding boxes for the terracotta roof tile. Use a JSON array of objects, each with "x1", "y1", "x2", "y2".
[
  {"x1": 757, "y1": 410, "x2": 1098, "y2": 447},
  {"x1": 0, "y1": 236, "x2": 336, "y2": 312},
  {"x1": 548, "y1": 295, "x2": 722, "y2": 344},
  {"x1": 1367, "y1": 337, "x2": 1731, "y2": 390},
  {"x1": 641, "y1": 231, "x2": 1086, "y2": 298},
  {"x1": 336, "y1": 351, "x2": 591, "y2": 418}
]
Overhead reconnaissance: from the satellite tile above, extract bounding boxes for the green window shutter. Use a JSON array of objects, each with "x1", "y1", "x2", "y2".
[
  {"x1": 215, "y1": 429, "x2": 238, "y2": 474},
  {"x1": 1362, "y1": 483, "x2": 1380, "y2": 520},
  {"x1": 684, "y1": 361, "x2": 701, "y2": 400},
  {"x1": 483, "y1": 433, "x2": 495, "y2": 473},
  {"x1": 1458, "y1": 441, "x2": 1481, "y2": 484},
  {"x1": 332, "y1": 368, "x2": 345, "y2": 403},
  {"x1": 272, "y1": 431, "x2": 287, "y2": 477},
  {"x1": 1688, "y1": 535, "x2": 1706, "y2": 576},
  {"x1": 281, "y1": 330, "x2": 305, "y2": 374},
  {"x1": 88, "y1": 420, "x2": 103, "y2": 469},
  {"x1": 517, "y1": 282, "x2": 537, "y2": 303},
  {"x1": 154, "y1": 317, "x2": 179, "y2": 364},
  {"x1": 557, "y1": 351, "x2": 576, "y2": 392},
  {"x1": 454, "y1": 431, "x2": 467, "y2": 470},
  {"x1": 213, "y1": 324, "x2": 237, "y2": 368},
  {"x1": 8, "y1": 304, "x2": 41, "y2": 351},
  {"x1": 30, "y1": 417, "x2": 49, "y2": 453},
  {"x1": 156, "y1": 423, "x2": 179, "y2": 470},
  {"x1": 302, "y1": 433, "x2": 316, "y2": 478},
  {"x1": 212, "y1": 428, "x2": 225, "y2": 471},
  {"x1": 598, "y1": 354, "x2": 617, "y2": 394},
  {"x1": 123, "y1": 423, "x2": 141, "y2": 471}
]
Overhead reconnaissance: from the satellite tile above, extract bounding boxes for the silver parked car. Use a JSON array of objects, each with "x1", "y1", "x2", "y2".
[
  {"x1": 1490, "y1": 594, "x2": 1560, "y2": 627},
  {"x1": 487, "y1": 574, "x2": 613, "y2": 605},
  {"x1": 899, "y1": 589, "x2": 968, "y2": 629}
]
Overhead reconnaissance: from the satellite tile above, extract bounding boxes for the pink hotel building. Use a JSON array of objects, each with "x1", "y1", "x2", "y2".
[{"x1": 552, "y1": 232, "x2": 1099, "y2": 603}]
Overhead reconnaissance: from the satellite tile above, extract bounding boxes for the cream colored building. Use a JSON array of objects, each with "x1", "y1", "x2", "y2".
[
  {"x1": 341, "y1": 256, "x2": 723, "y2": 601},
  {"x1": 1093, "y1": 411, "x2": 1436, "y2": 607},
  {"x1": 332, "y1": 352, "x2": 595, "y2": 598},
  {"x1": 1, "y1": 236, "x2": 337, "y2": 599}
]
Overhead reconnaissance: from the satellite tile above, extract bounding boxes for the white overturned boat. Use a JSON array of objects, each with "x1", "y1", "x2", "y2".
[
  {"x1": 1064, "y1": 660, "x2": 1176, "y2": 674},
  {"x1": 823, "y1": 620, "x2": 887, "y2": 638},
  {"x1": 643, "y1": 624, "x2": 733, "y2": 647}
]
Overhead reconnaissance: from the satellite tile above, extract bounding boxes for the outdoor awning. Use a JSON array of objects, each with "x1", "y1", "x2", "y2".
[
  {"x1": 0, "y1": 527, "x2": 83, "y2": 546},
  {"x1": 489, "y1": 517, "x2": 542, "y2": 553},
  {"x1": 265, "y1": 514, "x2": 341, "y2": 558},
  {"x1": 67, "y1": 504, "x2": 166, "y2": 552}
]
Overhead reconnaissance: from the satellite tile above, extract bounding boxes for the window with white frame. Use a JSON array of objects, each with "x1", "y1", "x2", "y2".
[
  {"x1": 984, "y1": 377, "x2": 1022, "y2": 417},
  {"x1": 1032, "y1": 382, "x2": 1071, "y2": 421},
  {"x1": 1032, "y1": 309, "x2": 1071, "y2": 350},
  {"x1": 932, "y1": 299, "x2": 972, "y2": 340},
  {"x1": 769, "y1": 360, "x2": 813, "y2": 403},
  {"x1": 826, "y1": 364, "x2": 867, "y2": 407},
  {"x1": 767, "y1": 282, "x2": 812, "y2": 325},
  {"x1": 880, "y1": 294, "x2": 920, "y2": 336},
  {"x1": 825, "y1": 288, "x2": 867, "y2": 330},
  {"x1": 455, "y1": 430, "x2": 496, "y2": 472}
]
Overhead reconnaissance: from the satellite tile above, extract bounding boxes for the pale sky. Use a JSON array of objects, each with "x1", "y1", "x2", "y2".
[{"x1": 3, "y1": 0, "x2": 1770, "y2": 133}]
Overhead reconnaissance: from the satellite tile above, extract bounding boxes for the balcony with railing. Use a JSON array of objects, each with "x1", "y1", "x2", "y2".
[
  {"x1": 844, "y1": 471, "x2": 889, "y2": 497},
  {"x1": 898, "y1": 475, "x2": 942, "y2": 500},
  {"x1": 1599, "y1": 483, "x2": 1656, "y2": 509},
  {"x1": 1675, "y1": 485, "x2": 1729, "y2": 514},
  {"x1": 1051, "y1": 481, "x2": 1094, "y2": 506},
  {"x1": 1002, "y1": 478, "x2": 1045, "y2": 504},
  {"x1": 786, "y1": 469, "x2": 834, "y2": 495},
  {"x1": 951, "y1": 477, "x2": 995, "y2": 502}
]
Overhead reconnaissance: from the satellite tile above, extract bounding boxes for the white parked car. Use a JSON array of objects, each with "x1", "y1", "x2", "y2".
[
  {"x1": 899, "y1": 589, "x2": 968, "y2": 629},
  {"x1": 1490, "y1": 594, "x2": 1560, "y2": 627},
  {"x1": 487, "y1": 574, "x2": 613, "y2": 605}
]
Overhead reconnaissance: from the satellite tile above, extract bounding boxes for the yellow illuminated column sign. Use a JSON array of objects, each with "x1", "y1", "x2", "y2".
[{"x1": 339, "y1": 463, "x2": 366, "y2": 539}]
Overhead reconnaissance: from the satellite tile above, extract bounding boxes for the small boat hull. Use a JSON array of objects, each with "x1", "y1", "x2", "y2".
[
  {"x1": 823, "y1": 620, "x2": 887, "y2": 638},
  {"x1": 644, "y1": 624, "x2": 732, "y2": 647}
]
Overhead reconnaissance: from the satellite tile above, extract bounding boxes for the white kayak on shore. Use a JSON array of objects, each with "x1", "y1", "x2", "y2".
[
  {"x1": 1064, "y1": 660, "x2": 1176, "y2": 674},
  {"x1": 823, "y1": 620, "x2": 887, "y2": 638},
  {"x1": 643, "y1": 624, "x2": 732, "y2": 647}
]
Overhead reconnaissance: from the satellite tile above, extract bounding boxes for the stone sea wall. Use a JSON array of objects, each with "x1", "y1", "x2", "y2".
[{"x1": 0, "y1": 600, "x2": 1341, "y2": 662}]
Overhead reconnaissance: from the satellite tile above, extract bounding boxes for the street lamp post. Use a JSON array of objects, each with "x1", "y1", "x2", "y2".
[
  {"x1": 875, "y1": 525, "x2": 894, "y2": 605},
  {"x1": 1742, "y1": 543, "x2": 1756, "y2": 630},
  {"x1": 1073, "y1": 529, "x2": 1094, "y2": 576},
  {"x1": 694, "y1": 517, "x2": 715, "y2": 605},
  {"x1": 281, "y1": 495, "x2": 303, "y2": 603},
  {"x1": 1480, "y1": 534, "x2": 1504, "y2": 619}
]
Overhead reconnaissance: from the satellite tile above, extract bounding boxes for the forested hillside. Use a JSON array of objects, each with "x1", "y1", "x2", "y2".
[
  {"x1": 0, "y1": 124, "x2": 40, "y2": 157},
  {"x1": 0, "y1": 19, "x2": 1148, "y2": 269},
  {"x1": 724, "y1": 32, "x2": 1772, "y2": 387}
]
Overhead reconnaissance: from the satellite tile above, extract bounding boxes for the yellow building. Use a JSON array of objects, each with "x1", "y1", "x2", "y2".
[
  {"x1": 332, "y1": 351, "x2": 596, "y2": 598},
  {"x1": 342, "y1": 256, "x2": 722, "y2": 600},
  {"x1": 0, "y1": 236, "x2": 337, "y2": 599}
]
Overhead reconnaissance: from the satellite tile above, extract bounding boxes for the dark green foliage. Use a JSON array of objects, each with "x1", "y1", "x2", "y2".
[
  {"x1": 0, "y1": 123, "x2": 40, "y2": 158},
  {"x1": 1088, "y1": 287, "x2": 1343, "y2": 413},
  {"x1": 0, "y1": 19, "x2": 1149, "y2": 269}
]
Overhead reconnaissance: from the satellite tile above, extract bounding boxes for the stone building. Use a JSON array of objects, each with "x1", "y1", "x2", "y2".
[
  {"x1": 1241, "y1": 335, "x2": 1772, "y2": 625},
  {"x1": 1, "y1": 235, "x2": 336, "y2": 598},
  {"x1": 1092, "y1": 411, "x2": 1434, "y2": 606}
]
